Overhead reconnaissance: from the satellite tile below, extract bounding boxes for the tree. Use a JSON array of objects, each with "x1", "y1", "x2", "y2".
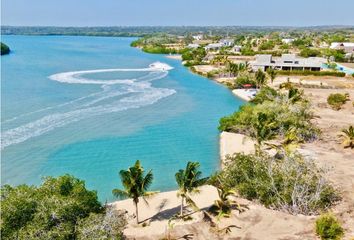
[
  {"x1": 208, "y1": 175, "x2": 247, "y2": 219},
  {"x1": 266, "y1": 67, "x2": 277, "y2": 84},
  {"x1": 255, "y1": 69, "x2": 267, "y2": 88},
  {"x1": 112, "y1": 160, "x2": 156, "y2": 224},
  {"x1": 77, "y1": 206, "x2": 127, "y2": 240},
  {"x1": 1, "y1": 175, "x2": 102, "y2": 239},
  {"x1": 1, "y1": 42, "x2": 10, "y2": 55},
  {"x1": 338, "y1": 125, "x2": 354, "y2": 149},
  {"x1": 175, "y1": 162, "x2": 208, "y2": 217}
]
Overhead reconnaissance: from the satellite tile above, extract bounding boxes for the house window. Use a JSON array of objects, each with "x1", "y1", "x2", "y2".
[{"x1": 284, "y1": 61, "x2": 293, "y2": 63}]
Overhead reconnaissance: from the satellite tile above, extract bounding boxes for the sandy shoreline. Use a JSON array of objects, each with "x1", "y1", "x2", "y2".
[
  {"x1": 219, "y1": 131, "x2": 255, "y2": 166},
  {"x1": 165, "y1": 54, "x2": 182, "y2": 60},
  {"x1": 112, "y1": 58, "x2": 354, "y2": 238},
  {"x1": 112, "y1": 185, "x2": 219, "y2": 239}
]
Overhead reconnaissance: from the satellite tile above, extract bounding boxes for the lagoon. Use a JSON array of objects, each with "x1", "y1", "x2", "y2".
[{"x1": 1, "y1": 35, "x2": 242, "y2": 201}]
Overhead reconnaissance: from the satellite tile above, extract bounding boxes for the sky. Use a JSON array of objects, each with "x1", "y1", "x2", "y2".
[{"x1": 2, "y1": 0, "x2": 354, "y2": 27}]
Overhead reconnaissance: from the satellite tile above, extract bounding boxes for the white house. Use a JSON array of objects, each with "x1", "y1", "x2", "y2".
[
  {"x1": 204, "y1": 43, "x2": 223, "y2": 51},
  {"x1": 231, "y1": 45, "x2": 242, "y2": 53},
  {"x1": 187, "y1": 43, "x2": 200, "y2": 49},
  {"x1": 192, "y1": 34, "x2": 204, "y2": 41},
  {"x1": 282, "y1": 38, "x2": 295, "y2": 44},
  {"x1": 330, "y1": 42, "x2": 354, "y2": 53},
  {"x1": 251, "y1": 54, "x2": 322, "y2": 72},
  {"x1": 219, "y1": 39, "x2": 234, "y2": 47}
]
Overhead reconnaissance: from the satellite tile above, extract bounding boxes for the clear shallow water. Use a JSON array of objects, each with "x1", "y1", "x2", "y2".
[{"x1": 1, "y1": 35, "x2": 243, "y2": 201}]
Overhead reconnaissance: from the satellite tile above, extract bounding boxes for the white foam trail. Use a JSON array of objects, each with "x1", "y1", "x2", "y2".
[
  {"x1": 1, "y1": 62, "x2": 175, "y2": 149},
  {"x1": 2, "y1": 90, "x2": 106, "y2": 124},
  {"x1": 4, "y1": 66, "x2": 170, "y2": 124}
]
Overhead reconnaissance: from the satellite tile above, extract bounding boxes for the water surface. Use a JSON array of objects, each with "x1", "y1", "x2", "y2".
[{"x1": 1, "y1": 35, "x2": 243, "y2": 201}]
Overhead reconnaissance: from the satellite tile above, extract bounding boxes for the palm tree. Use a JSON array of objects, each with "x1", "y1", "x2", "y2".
[
  {"x1": 266, "y1": 67, "x2": 277, "y2": 84},
  {"x1": 255, "y1": 69, "x2": 267, "y2": 88},
  {"x1": 175, "y1": 162, "x2": 208, "y2": 217},
  {"x1": 112, "y1": 160, "x2": 156, "y2": 224},
  {"x1": 252, "y1": 112, "x2": 277, "y2": 147},
  {"x1": 338, "y1": 125, "x2": 354, "y2": 148}
]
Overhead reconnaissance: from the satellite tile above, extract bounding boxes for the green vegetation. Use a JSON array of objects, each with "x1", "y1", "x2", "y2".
[
  {"x1": 299, "y1": 48, "x2": 321, "y2": 58},
  {"x1": 258, "y1": 40, "x2": 275, "y2": 51},
  {"x1": 217, "y1": 85, "x2": 340, "y2": 215},
  {"x1": 338, "y1": 125, "x2": 354, "y2": 149},
  {"x1": 266, "y1": 67, "x2": 277, "y2": 84},
  {"x1": 234, "y1": 74, "x2": 256, "y2": 88},
  {"x1": 315, "y1": 213, "x2": 344, "y2": 240},
  {"x1": 181, "y1": 47, "x2": 207, "y2": 66},
  {"x1": 322, "y1": 49, "x2": 346, "y2": 62},
  {"x1": 131, "y1": 34, "x2": 182, "y2": 54},
  {"x1": 219, "y1": 87, "x2": 319, "y2": 146},
  {"x1": 250, "y1": 86, "x2": 278, "y2": 104},
  {"x1": 255, "y1": 69, "x2": 267, "y2": 88},
  {"x1": 175, "y1": 162, "x2": 208, "y2": 217},
  {"x1": 327, "y1": 93, "x2": 349, "y2": 110},
  {"x1": 292, "y1": 38, "x2": 312, "y2": 47},
  {"x1": 1, "y1": 42, "x2": 10, "y2": 55},
  {"x1": 216, "y1": 152, "x2": 338, "y2": 215},
  {"x1": 1, "y1": 175, "x2": 127, "y2": 239},
  {"x1": 209, "y1": 175, "x2": 247, "y2": 219},
  {"x1": 277, "y1": 70, "x2": 345, "y2": 77},
  {"x1": 142, "y1": 45, "x2": 178, "y2": 54},
  {"x1": 77, "y1": 207, "x2": 127, "y2": 240},
  {"x1": 112, "y1": 160, "x2": 156, "y2": 224}
]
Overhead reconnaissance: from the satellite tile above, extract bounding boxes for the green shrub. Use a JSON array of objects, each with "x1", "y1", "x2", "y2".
[
  {"x1": 1, "y1": 42, "x2": 10, "y2": 55},
  {"x1": 299, "y1": 48, "x2": 321, "y2": 58},
  {"x1": 219, "y1": 94, "x2": 319, "y2": 145},
  {"x1": 327, "y1": 93, "x2": 348, "y2": 110},
  {"x1": 218, "y1": 152, "x2": 338, "y2": 215},
  {"x1": 234, "y1": 75, "x2": 256, "y2": 88},
  {"x1": 258, "y1": 41, "x2": 275, "y2": 51},
  {"x1": 181, "y1": 47, "x2": 206, "y2": 62},
  {"x1": 77, "y1": 207, "x2": 127, "y2": 240},
  {"x1": 315, "y1": 213, "x2": 344, "y2": 240},
  {"x1": 250, "y1": 86, "x2": 278, "y2": 104},
  {"x1": 142, "y1": 45, "x2": 177, "y2": 54},
  {"x1": 277, "y1": 70, "x2": 345, "y2": 77},
  {"x1": 1, "y1": 175, "x2": 126, "y2": 239}
]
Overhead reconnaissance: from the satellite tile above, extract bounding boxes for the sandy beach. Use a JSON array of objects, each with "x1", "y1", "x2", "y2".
[
  {"x1": 219, "y1": 131, "x2": 255, "y2": 166},
  {"x1": 112, "y1": 77, "x2": 354, "y2": 239},
  {"x1": 113, "y1": 184, "x2": 315, "y2": 240},
  {"x1": 165, "y1": 54, "x2": 182, "y2": 60},
  {"x1": 232, "y1": 89, "x2": 257, "y2": 102}
]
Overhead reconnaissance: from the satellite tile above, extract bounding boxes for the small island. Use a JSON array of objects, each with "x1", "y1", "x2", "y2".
[{"x1": 1, "y1": 42, "x2": 10, "y2": 55}]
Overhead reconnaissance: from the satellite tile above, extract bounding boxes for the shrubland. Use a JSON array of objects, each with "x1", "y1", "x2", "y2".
[
  {"x1": 1, "y1": 175, "x2": 127, "y2": 239},
  {"x1": 216, "y1": 152, "x2": 338, "y2": 215}
]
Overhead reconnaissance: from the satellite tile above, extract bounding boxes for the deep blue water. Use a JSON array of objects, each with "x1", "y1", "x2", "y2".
[{"x1": 1, "y1": 35, "x2": 243, "y2": 201}]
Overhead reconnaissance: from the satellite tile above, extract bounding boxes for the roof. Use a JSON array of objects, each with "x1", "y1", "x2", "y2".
[
  {"x1": 330, "y1": 42, "x2": 354, "y2": 49},
  {"x1": 188, "y1": 43, "x2": 200, "y2": 48},
  {"x1": 205, "y1": 43, "x2": 223, "y2": 49},
  {"x1": 252, "y1": 54, "x2": 322, "y2": 68},
  {"x1": 255, "y1": 54, "x2": 273, "y2": 64}
]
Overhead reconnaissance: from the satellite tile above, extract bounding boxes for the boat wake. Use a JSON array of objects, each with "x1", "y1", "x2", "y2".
[{"x1": 1, "y1": 62, "x2": 175, "y2": 149}]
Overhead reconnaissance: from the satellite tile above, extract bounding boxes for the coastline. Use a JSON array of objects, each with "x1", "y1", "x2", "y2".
[
  {"x1": 232, "y1": 89, "x2": 254, "y2": 102},
  {"x1": 114, "y1": 49, "x2": 354, "y2": 239},
  {"x1": 165, "y1": 54, "x2": 182, "y2": 60},
  {"x1": 219, "y1": 131, "x2": 255, "y2": 167}
]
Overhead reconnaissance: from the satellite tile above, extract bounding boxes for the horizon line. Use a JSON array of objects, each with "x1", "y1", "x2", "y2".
[{"x1": 2, "y1": 24, "x2": 354, "y2": 28}]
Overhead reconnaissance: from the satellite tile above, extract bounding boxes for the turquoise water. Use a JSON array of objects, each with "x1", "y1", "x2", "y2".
[{"x1": 1, "y1": 35, "x2": 243, "y2": 201}]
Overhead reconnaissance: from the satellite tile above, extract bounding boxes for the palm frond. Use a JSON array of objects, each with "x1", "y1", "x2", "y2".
[
  {"x1": 112, "y1": 189, "x2": 129, "y2": 199},
  {"x1": 185, "y1": 195, "x2": 198, "y2": 211},
  {"x1": 142, "y1": 170, "x2": 154, "y2": 191}
]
